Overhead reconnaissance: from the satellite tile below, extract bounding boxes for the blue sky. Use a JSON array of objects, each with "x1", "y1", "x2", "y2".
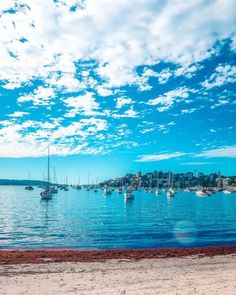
[{"x1": 0, "y1": 0, "x2": 235, "y2": 183}]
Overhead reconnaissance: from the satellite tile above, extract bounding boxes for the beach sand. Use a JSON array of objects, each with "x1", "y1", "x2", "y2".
[{"x1": 0, "y1": 253, "x2": 235, "y2": 295}]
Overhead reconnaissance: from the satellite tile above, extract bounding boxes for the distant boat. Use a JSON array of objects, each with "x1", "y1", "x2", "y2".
[
  {"x1": 86, "y1": 173, "x2": 90, "y2": 191},
  {"x1": 223, "y1": 189, "x2": 232, "y2": 194},
  {"x1": 50, "y1": 187, "x2": 58, "y2": 194},
  {"x1": 155, "y1": 173, "x2": 161, "y2": 195},
  {"x1": 94, "y1": 177, "x2": 98, "y2": 192},
  {"x1": 124, "y1": 187, "x2": 134, "y2": 200},
  {"x1": 183, "y1": 188, "x2": 190, "y2": 192},
  {"x1": 117, "y1": 187, "x2": 123, "y2": 194},
  {"x1": 103, "y1": 187, "x2": 112, "y2": 195},
  {"x1": 40, "y1": 147, "x2": 53, "y2": 200},
  {"x1": 41, "y1": 187, "x2": 53, "y2": 199},
  {"x1": 167, "y1": 188, "x2": 175, "y2": 198},
  {"x1": 76, "y1": 175, "x2": 82, "y2": 190},
  {"x1": 167, "y1": 172, "x2": 175, "y2": 197},
  {"x1": 51, "y1": 167, "x2": 58, "y2": 194},
  {"x1": 195, "y1": 189, "x2": 211, "y2": 197},
  {"x1": 25, "y1": 172, "x2": 34, "y2": 191},
  {"x1": 25, "y1": 186, "x2": 34, "y2": 191}
]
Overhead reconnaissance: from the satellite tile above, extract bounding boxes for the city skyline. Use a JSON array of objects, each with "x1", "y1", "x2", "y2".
[{"x1": 0, "y1": 1, "x2": 236, "y2": 181}]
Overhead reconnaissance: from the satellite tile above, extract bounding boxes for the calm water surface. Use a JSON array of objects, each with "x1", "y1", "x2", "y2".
[{"x1": 0, "y1": 186, "x2": 236, "y2": 250}]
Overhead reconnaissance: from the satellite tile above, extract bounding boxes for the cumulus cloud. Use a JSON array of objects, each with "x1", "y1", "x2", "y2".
[
  {"x1": 116, "y1": 97, "x2": 133, "y2": 109},
  {"x1": 201, "y1": 64, "x2": 236, "y2": 89},
  {"x1": 0, "y1": 0, "x2": 235, "y2": 159},
  {"x1": 8, "y1": 111, "x2": 29, "y2": 118},
  {"x1": 147, "y1": 87, "x2": 190, "y2": 112},
  {"x1": 18, "y1": 87, "x2": 55, "y2": 106},
  {"x1": 0, "y1": 0, "x2": 235, "y2": 90},
  {"x1": 0, "y1": 117, "x2": 108, "y2": 157},
  {"x1": 113, "y1": 107, "x2": 138, "y2": 118},
  {"x1": 64, "y1": 92, "x2": 100, "y2": 117}
]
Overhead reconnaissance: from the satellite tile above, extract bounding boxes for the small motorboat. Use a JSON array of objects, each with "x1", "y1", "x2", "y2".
[{"x1": 124, "y1": 188, "x2": 134, "y2": 200}]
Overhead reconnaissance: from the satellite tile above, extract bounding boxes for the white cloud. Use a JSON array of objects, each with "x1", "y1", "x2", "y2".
[
  {"x1": 195, "y1": 146, "x2": 236, "y2": 158},
  {"x1": 181, "y1": 161, "x2": 216, "y2": 165},
  {"x1": 202, "y1": 64, "x2": 236, "y2": 89},
  {"x1": 116, "y1": 97, "x2": 133, "y2": 109},
  {"x1": 140, "y1": 128, "x2": 155, "y2": 134},
  {"x1": 135, "y1": 152, "x2": 186, "y2": 162},
  {"x1": 0, "y1": 0, "x2": 235, "y2": 90},
  {"x1": 8, "y1": 111, "x2": 29, "y2": 118},
  {"x1": 210, "y1": 99, "x2": 230, "y2": 109},
  {"x1": 181, "y1": 108, "x2": 197, "y2": 114},
  {"x1": 175, "y1": 64, "x2": 201, "y2": 78},
  {"x1": 147, "y1": 87, "x2": 189, "y2": 112},
  {"x1": 96, "y1": 85, "x2": 114, "y2": 96},
  {"x1": 18, "y1": 87, "x2": 55, "y2": 106},
  {"x1": 0, "y1": 117, "x2": 108, "y2": 157},
  {"x1": 64, "y1": 92, "x2": 99, "y2": 117},
  {"x1": 47, "y1": 72, "x2": 86, "y2": 93},
  {"x1": 113, "y1": 107, "x2": 138, "y2": 118}
]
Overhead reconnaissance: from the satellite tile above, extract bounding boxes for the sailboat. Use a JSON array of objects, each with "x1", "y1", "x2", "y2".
[
  {"x1": 94, "y1": 177, "x2": 98, "y2": 192},
  {"x1": 25, "y1": 172, "x2": 34, "y2": 191},
  {"x1": 86, "y1": 173, "x2": 90, "y2": 191},
  {"x1": 50, "y1": 167, "x2": 58, "y2": 194},
  {"x1": 155, "y1": 172, "x2": 160, "y2": 195},
  {"x1": 40, "y1": 147, "x2": 53, "y2": 200},
  {"x1": 167, "y1": 172, "x2": 175, "y2": 197},
  {"x1": 76, "y1": 175, "x2": 82, "y2": 190}
]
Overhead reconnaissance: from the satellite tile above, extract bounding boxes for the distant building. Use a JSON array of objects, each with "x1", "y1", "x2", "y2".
[
  {"x1": 198, "y1": 172, "x2": 204, "y2": 178},
  {"x1": 223, "y1": 178, "x2": 231, "y2": 188},
  {"x1": 184, "y1": 172, "x2": 194, "y2": 181},
  {"x1": 136, "y1": 171, "x2": 142, "y2": 177}
]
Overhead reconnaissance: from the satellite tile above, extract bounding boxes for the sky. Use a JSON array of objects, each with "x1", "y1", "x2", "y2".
[{"x1": 0, "y1": 0, "x2": 236, "y2": 183}]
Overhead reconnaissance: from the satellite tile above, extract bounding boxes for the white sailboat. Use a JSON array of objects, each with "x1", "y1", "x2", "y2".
[
  {"x1": 167, "y1": 172, "x2": 175, "y2": 197},
  {"x1": 195, "y1": 188, "x2": 212, "y2": 197},
  {"x1": 86, "y1": 173, "x2": 90, "y2": 191},
  {"x1": 76, "y1": 175, "x2": 82, "y2": 190},
  {"x1": 41, "y1": 147, "x2": 53, "y2": 200},
  {"x1": 50, "y1": 167, "x2": 58, "y2": 194},
  {"x1": 155, "y1": 172, "x2": 160, "y2": 195}
]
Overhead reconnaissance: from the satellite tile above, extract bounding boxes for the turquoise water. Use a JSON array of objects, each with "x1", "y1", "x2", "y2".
[{"x1": 0, "y1": 186, "x2": 236, "y2": 250}]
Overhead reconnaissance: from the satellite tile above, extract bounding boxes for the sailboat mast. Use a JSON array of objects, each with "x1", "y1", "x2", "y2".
[
  {"x1": 53, "y1": 166, "x2": 56, "y2": 185},
  {"x1": 47, "y1": 147, "x2": 50, "y2": 186}
]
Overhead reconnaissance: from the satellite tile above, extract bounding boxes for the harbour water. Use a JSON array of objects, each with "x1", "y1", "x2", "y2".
[{"x1": 0, "y1": 186, "x2": 236, "y2": 250}]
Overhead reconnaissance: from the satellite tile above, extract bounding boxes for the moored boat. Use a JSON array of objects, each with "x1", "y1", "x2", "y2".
[
  {"x1": 41, "y1": 147, "x2": 53, "y2": 200},
  {"x1": 124, "y1": 188, "x2": 134, "y2": 200},
  {"x1": 103, "y1": 187, "x2": 112, "y2": 195}
]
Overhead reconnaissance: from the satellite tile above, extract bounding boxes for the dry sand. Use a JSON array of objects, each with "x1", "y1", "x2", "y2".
[{"x1": 0, "y1": 254, "x2": 236, "y2": 295}]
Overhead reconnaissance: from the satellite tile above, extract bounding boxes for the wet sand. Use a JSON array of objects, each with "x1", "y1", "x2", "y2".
[{"x1": 0, "y1": 254, "x2": 236, "y2": 295}]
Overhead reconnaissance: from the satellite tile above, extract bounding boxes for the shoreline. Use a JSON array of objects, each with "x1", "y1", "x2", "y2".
[
  {"x1": 1, "y1": 245, "x2": 236, "y2": 265},
  {"x1": 1, "y1": 254, "x2": 235, "y2": 294}
]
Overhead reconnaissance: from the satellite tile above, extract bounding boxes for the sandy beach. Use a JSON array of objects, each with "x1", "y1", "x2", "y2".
[{"x1": 0, "y1": 249, "x2": 235, "y2": 295}]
